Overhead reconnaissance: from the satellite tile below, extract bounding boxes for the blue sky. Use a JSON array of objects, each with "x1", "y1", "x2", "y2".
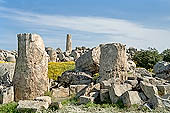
[{"x1": 0, "y1": 0, "x2": 170, "y2": 52}]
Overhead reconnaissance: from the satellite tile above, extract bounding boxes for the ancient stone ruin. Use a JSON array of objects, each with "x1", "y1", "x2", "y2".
[
  {"x1": 0, "y1": 33, "x2": 170, "y2": 112},
  {"x1": 66, "y1": 34, "x2": 72, "y2": 52},
  {"x1": 99, "y1": 43, "x2": 127, "y2": 81},
  {"x1": 13, "y1": 33, "x2": 49, "y2": 101}
]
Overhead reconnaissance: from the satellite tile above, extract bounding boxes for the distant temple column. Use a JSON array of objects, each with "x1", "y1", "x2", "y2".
[{"x1": 66, "y1": 34, "x2": 72, "y2": 52}]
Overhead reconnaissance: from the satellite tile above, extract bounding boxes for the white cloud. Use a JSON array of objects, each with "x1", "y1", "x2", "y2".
[{"x1": 0, "y1": 7, "x2": 170, "y2": 51}]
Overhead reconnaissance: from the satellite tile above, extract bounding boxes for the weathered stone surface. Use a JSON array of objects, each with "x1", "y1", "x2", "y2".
[
  {"x1": 6, "y1": 55, "x2": 16, "y2": 62},
  {"x1": 13, "y1": 33, "x2": 49, "y2": 101},
  {"x1": 79, "y1": 96, "x2": 93, "y2": 104},
  {"x1": 100, "y1": 89, "x2": 110, "y2": 102},
  {"x1": 66, "y1": 34, "x2": 72, "y2": 52},
  {"x1": 109, "y1": 83, "x2": 132, "y2": 103},
  {"x1": 17, "y1": 100, "x2": 49, "y2": 110},
  {"x1": 135, "y1": 68, "x2": 151, "y2": 77},
  {"x1": 35, "y1": 96, "x2": 51, "y2": 105},
  {"x1": 153, "y1": 61, "x2": 170, "y2": 74},
  {"x1": 52, "y1": 87, "x2": 70, "y2": 98},
  {"x1": 47, "y1": 49, "x2": 57, "y2": 62},
  {"x1": 70, "y1": 85, "x2": 87, "y2": 95},
  {"x1": 121, "y1": 91, "x2": 142, "y2": 107},
  {"x1": 127, "y1": 60, "x2": 136, "y2": 74},
  {"x1": 125, "y1": 80, "x2": 138, "y2": 88},
  {"x1": 0, "y1": 63, "x2": 15, "y2": 86},
  {"x1": 75, "y1": 83, "x2": 100, "y2": 98},
  {"x1": 58, "y1": 70, "x2": 93, "y2": 87},
  {"x1": 100, "y1": 79, "x2": 112, "y2": 89},
  {"x1": 157, "y1": 85, "x2": 170, "y2": 96},
  {"x1": 0, "y1": 86, "x2": 14, "y2": 104},
  {"x1": 99, "y1": 43, "x2": 127, "y2": 81},
  {"x1": 76, "y1": 46, "x2": 101, "y2": 74},
  {"x1": 58, "y1": 53, "x2": 65, "y2": 61},
  {"x1": 70, "y1": 51, "x2": 80, "y2": 61},
  {"x1": 140, "y1": 81, "x2": 158, "y2": 99}
]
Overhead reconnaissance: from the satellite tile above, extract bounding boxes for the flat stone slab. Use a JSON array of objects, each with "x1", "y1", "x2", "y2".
[{"x1": 17, "y1": 100, "x2": 49, "y2": 110}]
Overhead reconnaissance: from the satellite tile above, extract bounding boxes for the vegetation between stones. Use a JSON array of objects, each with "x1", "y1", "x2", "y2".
[{"x1": 48, "y1": 61, "x2": 75, "y2": 80}]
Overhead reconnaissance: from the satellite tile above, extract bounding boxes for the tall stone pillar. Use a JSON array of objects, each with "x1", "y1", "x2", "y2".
[
  {"x1": 13, "y1": 33, "x2": 49, "y2": 101},
  {"x1": 99, "y1": 43, "x2": 127, "y2": 82},
  {"x1": 66, "y1": 34, "x2": 72, "y2": 52}
]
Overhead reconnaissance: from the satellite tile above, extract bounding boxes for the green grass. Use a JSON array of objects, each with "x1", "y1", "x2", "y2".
[
  {"x1": 61, "y1": 97, "x2": 78, "y2": 106},
  {"x1": 48, "y1": 61, "x2": 75, "y2": 80},
  {"x1": 0, "y1": 102, "x2": 18, "y2": 113}
]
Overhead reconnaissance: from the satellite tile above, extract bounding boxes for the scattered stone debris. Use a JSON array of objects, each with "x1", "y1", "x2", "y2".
[{"x1": 0, "y1": 33, "x2": 170, "y2": 112}]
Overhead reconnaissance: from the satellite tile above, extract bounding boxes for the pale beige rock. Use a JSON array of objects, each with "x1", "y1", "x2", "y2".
[
  {"x1": 0, "y1": 86, "x2": 14, "y2": 104},
  {"x1": 52, "y1": 87, "x2": 70, "y2": 98},
  {"x1": 66, "y1": 34, "x2": 72, "y2": 52},
  {"x1": 76, "y1": 46, "x2": 101, "y2": 74},
  {"x1": 17, "y1": 100, "x2": 49, "y2": 110},
  {"x1": 109, "y1": 83, "x2": 132, "y2": 103},
  {"x1": 13, "y1": 33, "x2": 49, "y2": 101},
  {"x1": 99, "y1": 43, "x2": 127, "y2": 81},
  {"x1": 121, "y1": 91, "x2": 142, "y2": 107},
  {"x1": 70, "y1": 85, "x2": 87, "y2": 95}
]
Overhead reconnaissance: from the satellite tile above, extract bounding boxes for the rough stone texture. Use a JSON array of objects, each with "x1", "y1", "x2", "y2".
[
  {"x1": 0, "y1": 86, "x2": 14, "y2": 104},
  {"x1": 127, "y1": 60, "x2": 136, "y2": 74},
  {"x1": 47, "y1": 49, "x2": 57, "y2": 62},
  {"x1": 17, "y1": 100, "x2": 49, "y2": 110},
  {"x1": 51, "y1": 87, "x2": 70, "y2": 98},
  {"x1": 66, "y1": 34, "x2": 72, "y2": 52},
  {"x1": 153, "y1": 61, "x2": 170, "y2": 80},
  {"x1": 6, "y1": 55, "x2": 16, "y2": 62},
  {"x1": 58, "y1": 70, "x2": 93, "y2": 87},
  {"x1": 0, "y1": 63, "x2": 15, "y2": 86},
  {"x1": 69, "y1": 85, "x2": 87, "y2": 95},
  {"x1": 99, "y1": 43, "x2": 127, "y2": 81},
  {"x1": 35, "y1": 96, "x2": 51, "y2": 105},
  {"x1": 121, "y1": 91, "x2": 142, "y2": 107},
  {"x1": 135, "y1": 68, "x2": 152, "y2": 77},
  {"x1": 75, "y1": 83, "x2": 100, "y2": 98},
  {"x1": 153, "y1": 61, "x2": 170, "y2": 74},
  {"x1": 140, "y1": 81, "x2": 158, "y2": 99},
  {"x1": 13, "y1": 33, "x2": 49, "y2": 101},
  {"x1": 109, "y1": 83, "x2": 132, "y2": 103},
  {"x1": 76, "y1": 46, "x2": 101, "y2": 74},
  {"x1": 157, "y1": 85, "x2": 170, "y2": 96},
  {"x1": 124, "y1": 80, "x2": 138, "y2": 88},
  {"x1": 70, "y1": 51, "x2": 80, "y2": 61},
  {"x1": 100, "y1": 89, "x2": 110, "y2": 102},
  {"x1": 100, "y1": 79, "x2": 112, "y2": 89},
  {"x1": 79, "y1": 96, "x2": 94, "y2": 104}
]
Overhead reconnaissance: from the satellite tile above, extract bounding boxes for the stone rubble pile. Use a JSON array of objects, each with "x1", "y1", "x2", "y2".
[
  {"x1": 0, "y1": 49, "x2": 17, "y2": 62},
  {"x1": 46, "y1": 46, "x2": 90, "y2": 62},
  {"x1": 1, "y1": 33, "x2": 170, "y2": 111}
]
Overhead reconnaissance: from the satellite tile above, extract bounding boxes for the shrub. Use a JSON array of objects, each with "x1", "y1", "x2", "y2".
[
  {"x1": 48, "y1": 61, "x2": 75, "y2": 80},
  {"x1": 132, "y1": 48, "x2": 162, "y2": 69},
  {"x1": 0, "y1": 102, "x2": 18, "y2": 113},
  {"x1": 161, "y1": 49, "x2": 170, "y2": 62}
]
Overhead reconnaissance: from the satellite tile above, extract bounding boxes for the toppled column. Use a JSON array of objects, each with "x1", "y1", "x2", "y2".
[
  {"x1": 99, "y1": 43, "x2": 127, "y2": 81},
  {"x1": 66, "y1": 34, "x2": 72, "y2": 52},
  {"x1": 13, "y1": 33, "x2": 49, "y2": 101},
  {"x1": 76, "y1": 46, "x2": 101, "y2": 74}
]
